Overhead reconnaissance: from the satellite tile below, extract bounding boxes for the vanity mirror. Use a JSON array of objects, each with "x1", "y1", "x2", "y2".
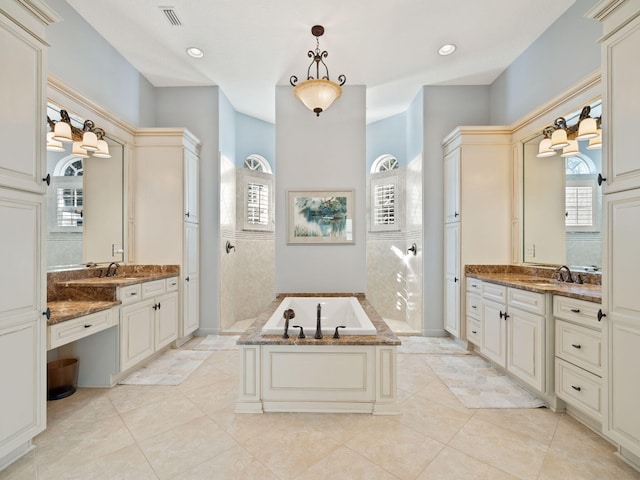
[
  {"x1": 522, "y1": 100, "x2": 602, "y2": 270},
  {"x1": 46, "y1": 103, "x2": 124, "y2": 269}
]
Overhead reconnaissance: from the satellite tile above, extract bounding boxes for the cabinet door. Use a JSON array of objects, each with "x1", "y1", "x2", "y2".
[
  {"x1": 183, "y1": 222, "x2": 199, "y2": 336},
  {"x1": 0, "y1": 15, "x2": 46, "y2": 193},
  {"x1": 155, "y1": 292, "x2": 178, "y2": 350},
  {"x1": 120, "y1": 300, "x2": 155, "y2": 371},
  {"x1": 604, "y1": 189, "x2": 640, "y2": 453},
  {"x1": 601, "y1": 15, "x2": 640, "y2": 194},
  {"x1": 444, "y1": 149, "x2": 460, "y2": 223},
  {"x1": 184, "y1": 149, "x2": 199, "y2": 223},
  {"x1": 481, "y1": 299, "x2": 506, "y2": 368},
  {"x1": 507, "y1": 307, "x2": 544, "y2": 392},
  {"x1": 444, "y1": 223, "x2": 460, "y2": 336}
]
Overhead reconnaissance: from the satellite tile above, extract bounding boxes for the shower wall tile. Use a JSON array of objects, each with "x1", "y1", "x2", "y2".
[
  {"x1": 405, "y1": 154, "x2": 423, "y2": 331},
  {"x1": 233, "y1": 234, "x2": 275, "y2": 322}
]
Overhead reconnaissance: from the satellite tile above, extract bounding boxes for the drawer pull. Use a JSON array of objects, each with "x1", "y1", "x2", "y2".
[
  {"x1": 130, "y1": 292, "x2": 137, "y2": 296},
  {"x1": 571, "y1": 343, "x2": 582, "y2": 349},
  {"x1": 471, "y1": 305, "x2": 477, "y2": 309},
  {"x1": 597, "y1": 309, "x2": 606, "y2": 322},
  {"x1": 170, "y1": 282, "x2": 177, "y2": 286},
  {"x1": 471, "y1": 284, "x2": 477, "y2": 288},
  {"x1": 570, "y1": 308, "x2": 581, "y2": 313},
  {"x1": 471, "y1": 330, "x2": 477, "y2": 334},
  {"x1": 84, "y1": 324, "x2": 92, "y2": 328},
  {"x1": 571, "y1": 385, "x2": 582, "y2": 392}
]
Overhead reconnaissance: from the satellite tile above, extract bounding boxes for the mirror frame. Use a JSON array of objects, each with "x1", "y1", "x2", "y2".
[{"x1": 47, "y1": 75, "x2": 136, "y2": 271}]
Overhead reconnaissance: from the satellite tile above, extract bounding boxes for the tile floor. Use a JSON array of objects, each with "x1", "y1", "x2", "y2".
[{"x1": 3, "y1": 338, "x2": 640, "y2": 480}]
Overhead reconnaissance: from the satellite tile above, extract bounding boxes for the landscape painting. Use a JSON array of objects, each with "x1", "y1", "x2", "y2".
[{"x1": 287, "y1": 190, "x2": 354, "y2": 244}]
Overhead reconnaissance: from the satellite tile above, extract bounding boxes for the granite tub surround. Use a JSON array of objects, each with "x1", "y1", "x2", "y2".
[{"x1": 465, "y1": 264, "x2": 602, "y2": 303}]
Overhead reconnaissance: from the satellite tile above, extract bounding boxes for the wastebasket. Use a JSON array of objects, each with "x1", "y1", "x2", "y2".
[{"x1": 47, "y1": 358, "x2": 79, "y2": 400}]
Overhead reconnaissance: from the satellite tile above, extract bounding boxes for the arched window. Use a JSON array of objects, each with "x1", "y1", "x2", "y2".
[
  {"x1": 242, "y1": 154, "x2": 273, "y2": 231},
  {"x1": 52, "y1": 156, "x2": 84, "y2": 228},
  {"x1": 370, "y1": 155, "x2": 400, "y2": 232},
  {"x1": 244, "y1": 154, "x2": 272, "y2": 174},
  {"x1": 370, "y1": 154, "x2": 399, "y2": 174},
  {"x1": 565, "y1": 153, "x2": 597, "y2": 231}
]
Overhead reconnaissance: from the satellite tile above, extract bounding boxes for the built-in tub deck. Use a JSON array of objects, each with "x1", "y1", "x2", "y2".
[{"x1": 236, "y1": 293, "x2": 401, "y2": 415}]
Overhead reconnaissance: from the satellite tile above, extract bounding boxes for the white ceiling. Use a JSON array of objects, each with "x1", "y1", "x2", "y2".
[{"x1": 66, "y1": 0, "x2": 575, "y2": 124}]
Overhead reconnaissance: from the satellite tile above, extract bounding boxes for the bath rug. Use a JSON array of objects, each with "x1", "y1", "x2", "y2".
[
  {"x1": 119, "y1": 349, "x2": 212, "y2": 386},
  {"x1": 425, "y1": 354, "x2": 546, "y2": 409},
  {"x1": 181, "y1": 334, "x2": 240, "y2": 351},
  {"x1": 397, "y1": 336, "x2": 472, "y2": 355}
]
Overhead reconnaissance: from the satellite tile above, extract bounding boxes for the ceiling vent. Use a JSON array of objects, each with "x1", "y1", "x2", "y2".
[{"x1": 160, "y1": 7, "x2": 182, "y2": 26}]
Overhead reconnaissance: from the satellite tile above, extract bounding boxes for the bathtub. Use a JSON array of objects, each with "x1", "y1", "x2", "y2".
[{"x1": 261, "y1": 297, "x2": 377, "y2": 336}]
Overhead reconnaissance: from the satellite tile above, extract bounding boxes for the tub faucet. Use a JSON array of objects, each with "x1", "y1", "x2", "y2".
[
  {"x1": 282, "y1": 309, "x2": 295, "y2": 339},
  {"x1": 555, "y1": 265, "x2": 573, "y2": 283},
  {"x1": 315, "y1": 303, "x2": 323, "y2": 339},
  {"x1": 105, "y1": 262, "x2": 120, "y2": 277}
]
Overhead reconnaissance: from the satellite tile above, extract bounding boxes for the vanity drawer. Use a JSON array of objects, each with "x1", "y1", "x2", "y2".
[
  {"x1": 48, "y1": 309, "x2": 114, "y2": 350},
  {"x1": 166, "y1": 277, "x2": 179, "y2": 292},
  {"x1": 466, "y1": 292, "x2": 482, "y2": 320},
  {"x1": 142, "y1": 279, "x2": 166, "y2": 299},
  {"x1": 467, "y1": 278, "x2": 482, "y2": 294},
  {"x1": 482, "y1": 282, "x2": 507, "y2": 303},
  {"x1": 118, "y1": 284, "x2": 141, "y2": 304},
  {"x1": 466, "y1": 317, "x2": 481, "y2": 346},
  {"x1": 508, "y1": 288, "x2": 545, "y2": 316},
  {"x1": 556, "y1": 320, "x2": 603, "y2": 376},
  {"x1": 555, "y1": 358, "x2": 602, "y2": 421},
  {"x1": 553, "y1": 296, "x2": 602, "y2": 331}
]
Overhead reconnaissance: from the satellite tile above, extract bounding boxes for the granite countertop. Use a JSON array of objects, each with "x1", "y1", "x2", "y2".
[
  {"x1": 57, "y1": 272, "x2": 177, "y2": 288},
  {"x1": 238, "y1": 293, "x2": 401, "y2": 346},
  {"x1": 47, "y1": 300, "x2": 120, "y2": 325},
  {"x1": 465, "y1": 265, "x2": 602, "y2": 303}
]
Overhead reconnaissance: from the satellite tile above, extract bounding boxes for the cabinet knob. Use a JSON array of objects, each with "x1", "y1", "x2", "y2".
[
  {"x1": 454, "y1": 211, "x2": 459, "y2": 218},
  {"x1": 597, "y1": 173, "x2": 606, "y2": 186},
  {"x1": 454, "y1": 277, "x2": 458, "y2": 283},
  {"x1": 499, "y1": 310, "x2": 510, "y2": 320},
  {"x1": 185, "y1": 276, "x2": 190, "y2": 282},
  {"x1": 185, "y1": 211, "x2": 190, "y2": 218},
  {"x1": 42, "y1": 307, "x2": 51, "y2": 320},
  {"x1": 597, "y1": 309, "x2": 606, "y2": 322},
  {"x1": 42, "y1": 173, "x2": 51, "y2": 186}
]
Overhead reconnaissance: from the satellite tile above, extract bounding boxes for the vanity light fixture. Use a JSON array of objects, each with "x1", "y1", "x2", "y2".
[
  {"x1": 289, "y1": 25, "x2": 346, "y2": 117},
  {"x1": 47, "y1": 109, "x2": 111, "y2": 159},
  {"x1": 536, "y1": 105, "x2": 601, "y2": 158},
  {"x1": 186, "y1": 47, "x2": 204, "y2": 58},
  {"x1": 438, "y1": 44, "x2": 456, "y2": 56}
]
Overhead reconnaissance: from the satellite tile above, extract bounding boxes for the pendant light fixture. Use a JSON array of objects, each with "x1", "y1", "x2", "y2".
[
  {"x1": 536, "y1": 105, "x2": 602, "y2": 158},
  {"x1": 46, "y1": 109, "x2": 111, "y2": 159},
  {"x1": 289, "y1": 25, "x2": 346, "y2": 117}
]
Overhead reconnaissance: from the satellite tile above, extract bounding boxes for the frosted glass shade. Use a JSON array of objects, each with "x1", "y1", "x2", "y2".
[
  {"x1": 72, "y1": 141, "x2": 89, "y2": 158},
  {"x1": 536, "y1": 138, "x2": 557, "y2": 158},
  {"x1": 550, "y1": 129, "x2": 569, "y2": 150},
  {"x1": 587, "y1": 129, "x2": 602, "y2": 150},
  {"x1": 92, "y1": 139, "x2": 111, "y2": 158},
  {"x1": 576, "y1": 117, "x2": 598, "y2": 140},
  {"x1": 81, "y1": 131, "x2": 99, "y2": 151},
  {"x1": 52, "y1": 121, "x2": 73, "y2": 143},
  {"x1": 561, "y1": 140, "x2": 580, "y2": 157},
  {"x1": 293, "y1": 79, "x2": 342, "y2": 116},
  {"x1": 46, "y1": 132, "x2": 65, "y2": 152}
]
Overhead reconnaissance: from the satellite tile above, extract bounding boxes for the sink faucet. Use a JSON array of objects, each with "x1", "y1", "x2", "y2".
[
  {"x1": 315, "y1": 303, "x2": 323, "y2": 339},
  {"x1": 105, "y1": 262, "x2": 120, "y2": 277},
  {"x1": 555, "y1": 265, "x2": 573, "y2": 283}
]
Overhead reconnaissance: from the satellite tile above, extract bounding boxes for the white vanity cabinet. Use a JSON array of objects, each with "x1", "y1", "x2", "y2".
[
  {"x1": 119, "y1": 278, "x2": 179, "y2": 372},
  {"x1": 465, "y1": 278, "x2": 482, "y2": 346},
  {"x1": 0, "y1": 0, "x2": 59, "y2": 469},
  {"x1": 442, "y1": 127, "x2": 512, "y2": 340},
  {"x1": 134, "y1": 129, "x2": 201, "y2": 340}
]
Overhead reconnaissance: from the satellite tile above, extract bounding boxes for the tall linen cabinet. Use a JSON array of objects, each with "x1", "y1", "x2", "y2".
[
  {"x1": 588, "y1": 0, "x2": 640, "y2": 467},
  {"x1": 133, "y1": 129, "x2": 201, "y2": 342},
  {"x1": 0, "y1": 0, "x2": 59, "y2": 468},
  {"x1": 442, "y1": 127, "x2": 512, "y2": 340}
]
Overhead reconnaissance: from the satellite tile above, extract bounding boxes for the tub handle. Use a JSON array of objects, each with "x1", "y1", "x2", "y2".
[
  {"x1": 333, "y1": 326, "x2": 346, "y2": 339},
  {"x1": 293, "y1": 325, "x2": 306, "y2": 339}
]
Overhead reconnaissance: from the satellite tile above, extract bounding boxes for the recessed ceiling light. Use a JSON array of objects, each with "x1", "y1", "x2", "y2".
[
  {"x1": 186, "y1": 47, "x2": 204, "y2": 59},
  {"x1": 438, "y1": 44, "x2": 456, "y2": 56}
]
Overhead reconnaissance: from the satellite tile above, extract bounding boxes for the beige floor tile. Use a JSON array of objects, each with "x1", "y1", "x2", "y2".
[
  {"x1": 413, "y1": 379, "x2": 473, "y2": 413},
  {"x1": 172, "y1": 444, "x2": 277, "y2": 480},
  {"x1": 289, "y1": 412, "x2": 398, "y2": 446},
  {"x1": 295, "y1": 447, "x2": 399, "y2": 480},
  {"x1": 397, "y1": 393, "x2": 473, "y2": 443},
  {"x1": 345, "y1": 420, "x2": 444, "y2": 480},
  {"x1": 46, "y1": 388, "x2": 118, "y2": 427},
  {"x1": 0, "y1": 450, "x2": 37, "y2": 480},
  {"x1": 208, "y1": 411, "x2": 294, "y2": 444},
  {"x1": 138, "y1": 416, "x2": 237, "y2": 480},
  {"x1": 181, "y1": 376, "x2": 238, "y2": 416},
  {"x1": 449, "y1": 416, "x2": 548, "y2": 480},
  {"x1": 107, "y1": 384, "x2": 185, "y2": 413},
  {"x1": 472, "y1": 407, "x2": 561, "y2": 444},
  {"x1": 119, "y1": 395, "x2": 203, "y2": 442},
  {"x1": 417, "y1": 446, "x2": 518, "y2": 480}
]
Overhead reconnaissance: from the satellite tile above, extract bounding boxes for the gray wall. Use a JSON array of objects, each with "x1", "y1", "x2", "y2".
[
  {"x1": 366, "y1": 113, "x2": 408, "y2": 171},
  {"x1": 45, "y1": 0, "x2": 156, "y2": 127},
  {"x1": 489, "y1": 0, "x2": 601, "y2": 125},
  {"x1": 275, "y1": 85, "x2": 367, "y2": 293},
  {"x1": 236, "y1": 113, "x2": 276, "y2": 170},
  {"x1": 155, "y1": 87, "x2": 221, "y2": 334}
]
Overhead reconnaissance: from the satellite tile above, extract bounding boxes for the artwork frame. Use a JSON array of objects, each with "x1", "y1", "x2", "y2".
[{"x1": 287, "y1": 189, "x2": 355, "y2": 244}]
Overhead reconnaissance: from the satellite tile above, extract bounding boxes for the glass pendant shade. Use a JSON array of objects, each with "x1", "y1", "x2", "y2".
[
  {"x1": 72, "y1": 141, "x2": 89, "y2": 158},
  {"x1": 52, "y1": 121, "x2": 73, "y2": 143},
  {"x1": 561, "y1": 139, "x2": 580, "y2": 157},
  {"x1": 576, "y1": 117, "x2": 599, "y2": 140},
  {"x1": 550, "y1": 129, "x2": 569, "y2": 150},
  {"x1": 92, "y1": 139, "x2": 111, "y2": 158},
  {"x1": 293, "y1": 79, "x2": 342, "y2": 116},
  {"x1": 587, "y1": 129, "x2": 602, "y2": 150},
  {"x1": 536, "y1": 138, "x2": 557, "y2": 158},
  {"x1": 46, "y1": 132, "x2": 65, "y2": 152},
  {"x1": 81, "y1": 131, "x2": 99, "y2": 151}
]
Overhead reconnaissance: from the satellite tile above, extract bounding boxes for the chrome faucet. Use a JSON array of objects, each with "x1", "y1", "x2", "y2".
[
  {"x1": 105, "y1": 262, "x2": 120, "y2": 277},
  {"x1": 555, "y1": 265, "x2": 573, "y2": 283},
  {"x1": 315, "y1": 303, "x2": 323, "y2": 339}
]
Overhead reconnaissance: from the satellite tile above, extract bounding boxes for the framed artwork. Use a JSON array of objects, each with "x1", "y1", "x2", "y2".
[{"x1": 287, "y1": 189, "x2": 354, "y2": 244}]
